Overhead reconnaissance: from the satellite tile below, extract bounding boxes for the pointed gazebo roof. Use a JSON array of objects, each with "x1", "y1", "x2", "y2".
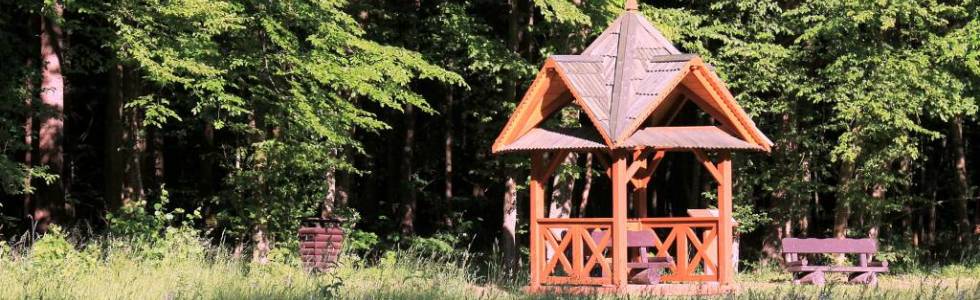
[{"x1": 492, "y1": 4, "x2": 771, "y2": 154}]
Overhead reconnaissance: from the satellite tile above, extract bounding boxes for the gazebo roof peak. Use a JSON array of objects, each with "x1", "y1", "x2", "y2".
[{"x1": 491, "y1": 4, "x2": 773, "y2": 154}]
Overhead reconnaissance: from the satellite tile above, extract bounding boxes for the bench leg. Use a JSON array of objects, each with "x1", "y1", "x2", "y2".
[
  {"x1": 848, "y1": 272, "x2": 878, "y2": 285},
  {"x1": 793, "y1": 271, "x2": 825, "y2": 285}
]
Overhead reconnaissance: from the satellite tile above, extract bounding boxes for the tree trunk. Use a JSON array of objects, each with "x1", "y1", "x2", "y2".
[
  {"x1": 336, "y1": 146, "x2": 352, "y2": 210},
  {"x1": 442, "y1": 86, "x2": 454, "y2": 228},
  {"x1": 546, "y1": 153, "x2": 576, "y2": 260},
  {"x1": 251, "y1": 223, "x2": 270, "y2": 264},
  {"x1": 500, "y1": 0, "x2": 527, "y2": 270},
  {"x1": 868, "y1": 183, "x2": 886, "y2": 239},
  {"x1": 35, "y1": 1, "x2": 66, "y2": 232},
  {"x1": 323, "y1": 161, "x2": 336, "y2": 218},
  {"x1": 122, "y1": 66, "x2": 144, "y2": 204},
  {"x1": 834, "y1": 160, "x2": 855, "y2": 239},
  {"x1": 22, "y1": 49, "x2": 34, "y2": 223},
  {"x1": 950, "y1": 116, "x2": 972, "y2": 240},
  {"x1": 501, "y1": 171, "x2": 519, "y2": 269},
  {"x1": 398, "y1": 104, "x2": 417, "y2": 236},
  {"x1": 147, "y1": 126, "x2": 165, "y2": 192},
  {"x1": 577, "y1": 153, "x2": 593, "y2": 217},
  {"x1": 548, "y1": 154, "x2": 576, "y2": 219},
  {"x1": 105, "y1": 64, "x2": 125, "y2": 211}
]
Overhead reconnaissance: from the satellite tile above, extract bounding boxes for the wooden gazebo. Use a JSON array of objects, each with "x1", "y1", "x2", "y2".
[{"x1": 492, "y1": 1, "x2": 772, "y2": 293}]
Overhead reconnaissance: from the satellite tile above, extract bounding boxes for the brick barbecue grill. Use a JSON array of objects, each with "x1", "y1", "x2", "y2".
[{"x1": 298, "y1": 217, "x2": 344, "y2": 272}]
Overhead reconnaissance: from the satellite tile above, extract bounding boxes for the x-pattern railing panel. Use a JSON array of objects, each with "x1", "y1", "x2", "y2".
[
  {"x1": 538, "y1": 219, "x2": 612, "y2": 285},
  {"x1": 536, "y1": 217, "x2": 720, "y2": 285},
  {"x1": 638, "y1": 218, "x2": 720, "y2": 282}
]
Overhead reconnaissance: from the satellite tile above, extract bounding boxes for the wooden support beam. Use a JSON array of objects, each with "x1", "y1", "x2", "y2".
[
  {"x1": 689, "y1": 68, "x2": 756, "y2": 145},
  {"x1": 529, "y1": 152, "x2": 547, "y2": 288},
  {"x1": 537, "y1": 150, "x2": 570, "y2": 178},
  {"x1": 611, "y1": 152, "x2": 628, "y2": 288},
  {"x1": 693, "y1": 149, "x2": 722, "y2": 182},
  {"x1": 717, "y1": 151, "x2": 734, "y2": 284},
  {"x1": 627, "y1": 148, "x2": 655, "y2": 179},
  {"x1": 648, "y1": 151, "x2": 666, "y2": 176}
]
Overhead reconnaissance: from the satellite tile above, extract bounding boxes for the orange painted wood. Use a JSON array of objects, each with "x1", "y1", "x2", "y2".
[
  {"x1": 611, "y1": 152, "x2": 629, "y2": 288},
  {"x1": 647, "y1": 151, "x2": 666, "y2": 176},
  {"x1": 543, "y1": 229, "x2": 574, "y2": 275},
  {"x1": 529, "y1": 152, "x2": 546, "y2": 288},
  {"x1": 533, "y1": 217, "x2": 725, "y2": 285},
  {"x1": 675, "y1": 86, "x2": 740, "y2": 135},
  {"x1": 633, "y1": 218, "x2": 721, "y2": 282},
  {"x1": 676, "y1": 225, "x2": 689, "y2": 277},
  {"x1": 592, "y1": 151, "x2": 613, "y2": 178},
  {"x1": 692, "y1": 149, "x2": 722, "y2": 182},
  {"x1": 538, "y1": 150, "x2": 570, "y2": 178},
  {"x1": 492, "y1": 66, "x2": 551, "y2": 152},
  {"x1": 572, "y1": 227, "x2": 584, "y2": 278},
  {"x1": 688, "y1": 66, "x2": 756, "y2": 145},
  {"x1": 538, "y1": 217, "x2": 614, "y2": 224},
  {"x1": 664, "y1": 97, "x2": 689, "y2": 126},
  {"x1": 717, "y1": 151, "x2": 734, "y2": 284},
  {"x1": 699, "y1": 66, "x2": 772, "y2": 152},
  {"x1": 617, "y1": 66, "x2": 691, "y2": 143},
  {"x1": 538, "y1": 221, "x2": 613, "y2": 286}
]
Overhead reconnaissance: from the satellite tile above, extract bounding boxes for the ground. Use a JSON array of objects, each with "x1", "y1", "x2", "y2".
[{"x1": 2, "y1": 233, "x2": 977, "y2": 299}]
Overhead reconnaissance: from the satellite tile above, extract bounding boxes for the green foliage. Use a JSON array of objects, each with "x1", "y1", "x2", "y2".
[
  {"x1": 29, "y1": 226, "x2": 75, "y2": 268},
  {"x1": 107, "y1": 186, "x2": 201, "y2": 243}
]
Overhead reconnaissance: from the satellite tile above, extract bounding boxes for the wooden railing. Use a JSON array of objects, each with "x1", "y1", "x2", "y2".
[
  {"x1": 538, "y1": 218, "x2": 612, "y2": 285},
  {"x1": 536, "y1": 217, "x2": 720, "y2": 285},
  {"x1": 635, "y1": 217, "x2": 719, "y2": 282}
]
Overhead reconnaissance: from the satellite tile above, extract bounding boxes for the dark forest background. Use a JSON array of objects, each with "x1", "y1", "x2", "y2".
[{"x1": 1, "y1": 0, "x2": 978, "y2": 269}]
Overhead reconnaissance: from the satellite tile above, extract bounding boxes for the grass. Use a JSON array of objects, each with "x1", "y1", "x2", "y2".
[{"x1": 1, "y1": 230, "x2": 979, "y2": 299}]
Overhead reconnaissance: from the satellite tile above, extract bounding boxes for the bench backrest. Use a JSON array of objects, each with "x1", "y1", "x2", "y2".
[
  {"x1": 782, "y1": 238, "x2": 877, "y2": 254},
  {"x1": 590, "y1": 230, "x2": 657, "y2": 248}
]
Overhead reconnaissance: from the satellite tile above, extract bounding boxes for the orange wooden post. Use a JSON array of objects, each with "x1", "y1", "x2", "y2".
[
  {"x1": 529, "y1": 152, "x2": 546, "y2": 288},
  {"x1": 611, "y1": 151, "x2": 628, "y2": 288},
  {"x1": 717, "y1": 151, "x2": 734, "y2": 284}
]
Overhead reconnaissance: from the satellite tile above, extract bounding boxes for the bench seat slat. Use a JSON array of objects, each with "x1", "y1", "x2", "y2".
[
  {"x1": 787, "y1": 265, "x2": 888, "y2": 273},
  {"x1": 782, "y1": 238, "x2": 877, "y2": 254}
]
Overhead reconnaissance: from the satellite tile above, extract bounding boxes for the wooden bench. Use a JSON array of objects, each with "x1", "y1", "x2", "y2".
[
  {"x1": 782, "y1": 238, "x2": 888, "y2": 285},
  {"x1": 592, "y1": 230, "x2": 675, "y2": 284}
]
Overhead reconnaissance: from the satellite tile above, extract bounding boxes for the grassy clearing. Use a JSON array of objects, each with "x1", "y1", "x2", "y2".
[{"x1": 1, "y1": 231, "x2": 978, "y2": 299}]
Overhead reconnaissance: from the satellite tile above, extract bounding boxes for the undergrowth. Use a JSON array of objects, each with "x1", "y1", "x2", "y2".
[{"x1": 1, "y1": 228, "x2": 979, "y2": 299}]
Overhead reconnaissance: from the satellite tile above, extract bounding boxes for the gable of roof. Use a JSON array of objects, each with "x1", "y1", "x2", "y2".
[{"x1": 492, "y1": 9, "x2": 773, "y2": 154}]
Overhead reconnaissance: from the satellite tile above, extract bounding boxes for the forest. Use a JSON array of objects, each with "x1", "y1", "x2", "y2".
[{"x1": 1, "y1": 0, "x2": 979, "y2": 290}]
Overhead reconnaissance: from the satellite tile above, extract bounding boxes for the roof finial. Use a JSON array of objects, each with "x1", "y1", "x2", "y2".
[{"x1": 625, "y1": 0, "x2": 638, "y2": 11}]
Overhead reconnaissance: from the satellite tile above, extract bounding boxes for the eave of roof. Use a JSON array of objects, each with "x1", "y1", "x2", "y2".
[
  {"x1": 621, "y1": 126, "x2": 764, "y2": 151},
  {"x1": 494, "y1": 127, "x2": 605, "y2": 154}
]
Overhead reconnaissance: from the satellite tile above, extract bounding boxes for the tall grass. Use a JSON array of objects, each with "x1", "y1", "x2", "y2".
[{"x1": 1, "y1": 229, "x2": 978, "y2": 299}]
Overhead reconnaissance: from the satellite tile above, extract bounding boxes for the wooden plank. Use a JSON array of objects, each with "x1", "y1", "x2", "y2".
[
  {"x1": 676, "y1": 225, "x2": 689, "y2": 278},
  {"x1": 529, "y1": 152, "x2": 546, "y2": 288},
  {"x1": 611, "y1": 152, "x2": 629, "y2": 288},
  {"x1": 717, "y1": 151, "x2": 734, "y2": 284},
  {"x1": 692, "y1": 149, "x2": 722, "y2": 182},
  {"x1": 788, "y1": 266, "x2": 888, "y2": 273},
  {"x1": 538, "y1": 218, "x2": 614, "y2": 224},
  {"x1": 781, "y1": 238, "x2": 878, "y2": 254},
  {"x1": 572, "y1": 226, "x2": 584, "y2": 279},
  {"x1": 689, "y1": 67, "x2": 756, "y2": 145}
]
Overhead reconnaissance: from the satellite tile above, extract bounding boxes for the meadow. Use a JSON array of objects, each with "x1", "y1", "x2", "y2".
[{"x1": 2, "y1": 228, "x2": 978, "y2": 300}]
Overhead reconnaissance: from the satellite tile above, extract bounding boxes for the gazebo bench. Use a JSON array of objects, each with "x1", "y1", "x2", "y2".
[
  {"x1": 782, "y1": 238, "x2": 888, "y2": 285},
  {"x1": 592, "y1": 230, "x2": 675, "y2": 284}
]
